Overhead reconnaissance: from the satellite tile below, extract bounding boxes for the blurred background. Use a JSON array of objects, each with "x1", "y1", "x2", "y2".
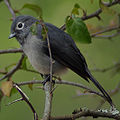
[{"x1": 0, "y1": 0, "x2": 120, "y2": 119}]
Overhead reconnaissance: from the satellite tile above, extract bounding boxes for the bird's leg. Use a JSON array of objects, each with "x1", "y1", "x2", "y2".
[{"x1": 42, "y1": 74, "x2": 55, "y2": 85}]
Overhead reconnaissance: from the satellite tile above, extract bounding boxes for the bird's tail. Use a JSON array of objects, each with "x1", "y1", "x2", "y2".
[{"x1": 88, "y1": 73, "x2": 114, "y2": 107}]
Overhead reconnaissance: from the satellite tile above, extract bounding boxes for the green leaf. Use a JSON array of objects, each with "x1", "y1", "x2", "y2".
[
  {"x1": 30, "y1": 22, "x2": 38, "y2": 35},
  {"x1": 21, "y1": 3, "x2": 42, "y2": 18},
  {"x1": 66, "y1": 17, "x2": 91, "y2": 44},
  {"x1": 21, "y1": 56, "x2": 27, "y2": 70},
  {"x1": 71, "y1": 3, "x2": 80, "y2": 15},
  {"x1": 74, "y1": 3, "x2": 80, "y2": 9}
]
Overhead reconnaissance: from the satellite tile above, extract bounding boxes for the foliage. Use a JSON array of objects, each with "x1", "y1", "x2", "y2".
[
  {"x1": 66, "y1": 16, "x2": 91, "y2": 43},
  {"x1": 21, "y1": 3, "x2": 42, "y2": 19}
]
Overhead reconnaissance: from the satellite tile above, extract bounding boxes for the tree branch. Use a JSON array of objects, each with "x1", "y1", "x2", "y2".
[
  {"x1": 81, "y1": 0, "x2": 120, "y2": 21},
  {"x1": 91, "y1": 25, "x2": 120, "y2": 37},
  {"x1": 50, "y1": 108, "x2": 120, "y2": 120},
  {"x1": 17, "y1": 79, "x2": 105, "y2": 99},
  {"x1": 13, "y1": 84, "x2": 38, "y2": 120},
  {"x1": 0, "y1": 48, "x2": 23, "y2": 54},
  {"x1": 40, "y1": 22, "x2": 53, "y2": 120},
  {"x1": 92, "y1": 32, "x2": 120, "y2": 39},
  {"x1": 4, "y1": 0, "x2": 16, "y2": 19},
  {"x1": 43, "y1": 82, "x2": 53, "y2": 120},
  {"x1": 0, "y1": 54, "x2": 24, "y2": 81},
  {"x1": 60, "y1": 0, "x2": 120, "y2": 31}
]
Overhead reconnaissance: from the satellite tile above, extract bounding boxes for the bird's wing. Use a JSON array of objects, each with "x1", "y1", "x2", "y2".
[{"x1": 37, "y1": 23, "x2": 89, "y2": 81}]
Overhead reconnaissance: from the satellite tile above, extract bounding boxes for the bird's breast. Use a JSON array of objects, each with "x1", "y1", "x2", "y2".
[{"x1": 22, "y1": 35, "x2": 67, "y2": 75}]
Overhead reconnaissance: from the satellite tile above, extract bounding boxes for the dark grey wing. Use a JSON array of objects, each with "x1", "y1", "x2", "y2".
[{"x1": 37, "y1": 23, "x2": 90, "y2": 81}]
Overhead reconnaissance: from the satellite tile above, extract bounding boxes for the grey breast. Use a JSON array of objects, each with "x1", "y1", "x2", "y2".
[{"x1": 22, "y1": 33, "x2": 67, "y2": 75}]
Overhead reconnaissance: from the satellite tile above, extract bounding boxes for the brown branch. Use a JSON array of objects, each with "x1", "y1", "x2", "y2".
[
  {"x1": 40, "y1": 22, "x2": 53, "y2": 120},
  {"x1": 0, "y1": 48, "x2": 23, "y2": 54},
  {"x1": 17, "y1": 80, "x2": 105, "y2": 99},
  {"x1": 92, "y1": 32, "x2": 120, "y2": 39},
  {"x1": 43, "y1": 81, "x2": 53, "y2": 120},
  {"x1": 6, "y1": 98, "x2": 23, "y2": 106},
  {"x1": 4, "y1": 0, "x2": 16, "y2": 19},
  {"x1": 56, "y1": 80, "x2": 104, "y2": 98},
  {"x1": 0, "y1": 54, "x2": 24, "y2": 81},
  {"x1": 60, "y1": 0, "x2": 120, "y2": 30},
  {"x1": 13, "y1": 84, "x2": 38, "y2": 120},
  {"x1": 91, "y1": 25, "x2": 120, "y2": 37},
  {"x1": 81, "y1": 0, "x2": 120, "y2": 21},
  {"x1": 50, "y1": 109, "x2": 120, "y2": 120}
]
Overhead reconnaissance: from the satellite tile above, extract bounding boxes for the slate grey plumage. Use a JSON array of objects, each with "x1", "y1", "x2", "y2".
[{"x1": 9, "y1": 15, "x2": 113, "y2": 106}]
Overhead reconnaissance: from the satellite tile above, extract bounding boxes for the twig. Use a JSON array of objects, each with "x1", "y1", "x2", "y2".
[
  {"x1": 50, "y1": 109, "x2": 120, "y2": 120},
  {"x1": 17, "y1": 80, "x2": 104, "y2": 99},
  {"x1": 6, "y1": 98, "x2": 23, "y2": 106},
  {"x1": 0, "y1": 54, "x2": 24, "y2": 81},
  {"x1": 60, "y1": 0, "x2": 120, "y2": 30},
  {"x1": 40, "y1": 22, "x2": 53, "y2": 120},
  {"x1": 43, "y1": 82, "x2": 53, "y2": 120},
  {"x1": 4, "y1": 0, "x2": 16, "y2": 19},
  {"x1": 92, "y1": 32, "x2": 120, "y2": 39},
  {"x1": 81, "y1": 0, "x2": 120, "y2": 20},
  {"x1": 0, "y1": 48, "x2": 23, "y2": 54},
  {"x1": 56, "y1": 80, "x2": 104, "y2": 98},
  {"x1": 14, "y1": 84, "x2": 38, "y2": 120},
  {"x1": 91, "y1": 26, "x2": 120, "y2": 37}
]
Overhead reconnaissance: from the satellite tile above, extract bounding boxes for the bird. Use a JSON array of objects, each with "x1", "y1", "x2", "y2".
[{"x1": 9, "y1": 15, "x2": 113, "y2": 107}]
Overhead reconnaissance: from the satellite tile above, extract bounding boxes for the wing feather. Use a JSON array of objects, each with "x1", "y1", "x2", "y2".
[{"x1": 37, "y1": 23, "x2": 89, "y2": 81}]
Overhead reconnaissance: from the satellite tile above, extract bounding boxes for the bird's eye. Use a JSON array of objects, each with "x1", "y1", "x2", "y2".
[{"x1": 16, "y1": 22, "x2": 24, "y2": 30}]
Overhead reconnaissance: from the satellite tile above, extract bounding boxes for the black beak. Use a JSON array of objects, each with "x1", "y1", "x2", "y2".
[{"x1": 8, "y1": 33, "x2": 16, "y2": 39}]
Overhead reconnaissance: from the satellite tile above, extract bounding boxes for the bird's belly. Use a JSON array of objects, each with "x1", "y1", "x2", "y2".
[
  {"x1": 27, "y1": 50, "x2": 50, "y2": 74},
  {"x1": 22, "y1": 45, "x2": 67, "y2": 75}
]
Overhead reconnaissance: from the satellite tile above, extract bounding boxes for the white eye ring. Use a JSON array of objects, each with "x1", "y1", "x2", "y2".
[{"x1": 16, "y1": 22, "x2": 24, "y2": 30}]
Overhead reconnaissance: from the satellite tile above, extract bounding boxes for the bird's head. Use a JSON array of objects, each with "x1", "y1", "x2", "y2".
[{"x1": 9, "y1": 15, "x2": 38, "y2": 45}]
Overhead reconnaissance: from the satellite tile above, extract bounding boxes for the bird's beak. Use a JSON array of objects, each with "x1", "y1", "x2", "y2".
[{"x1": 8, "y1": 33, "x2": 16, "y2": 39}]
